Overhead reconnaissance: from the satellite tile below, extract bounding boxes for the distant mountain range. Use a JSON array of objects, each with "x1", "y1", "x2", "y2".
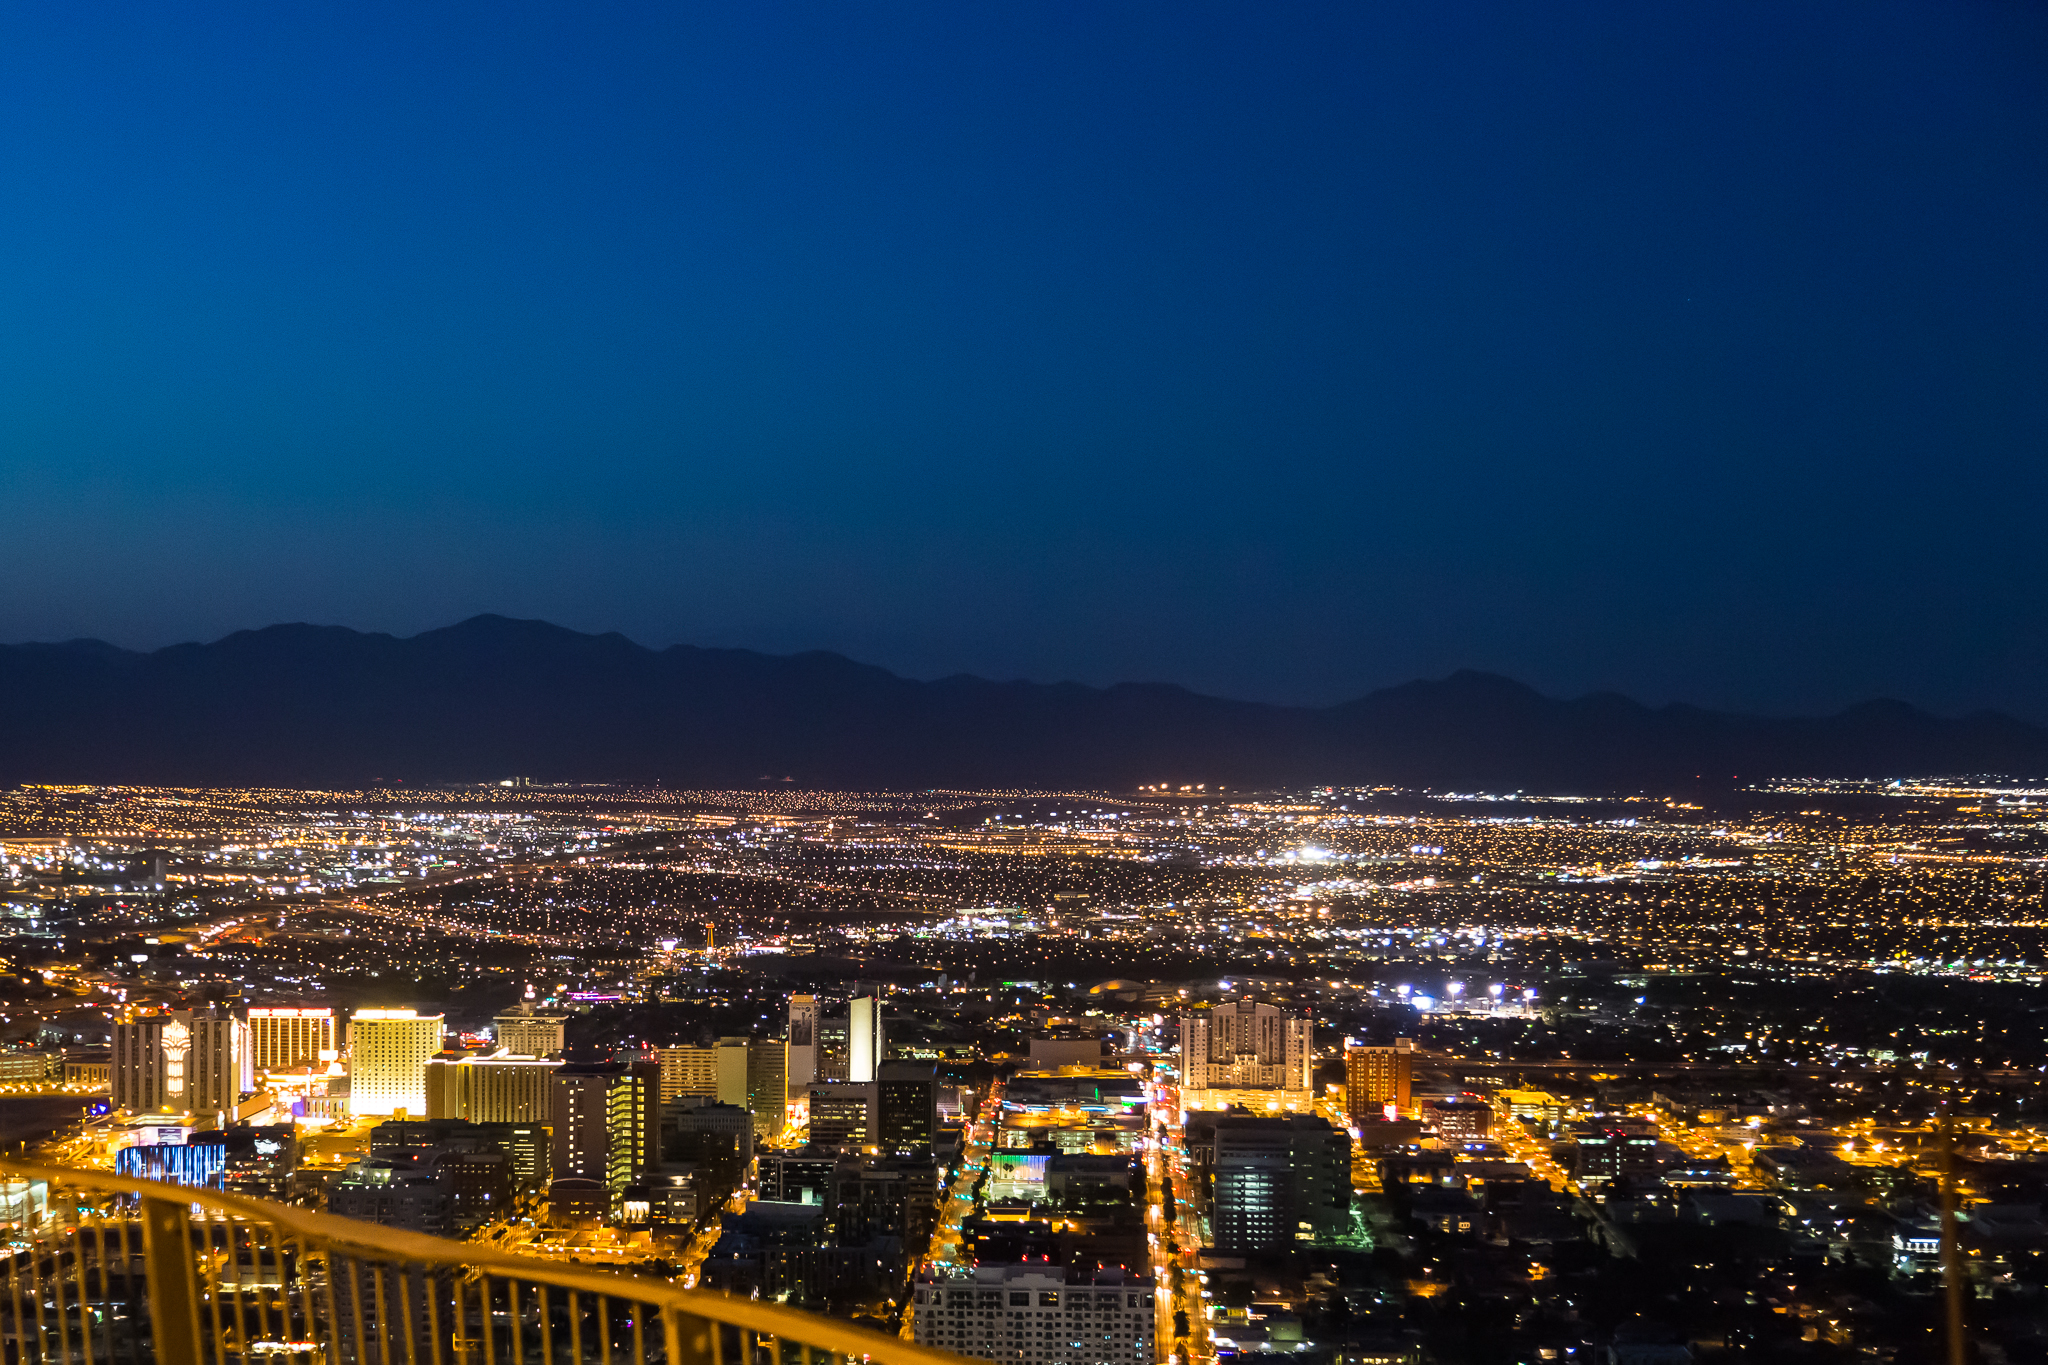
[{"x1": 1, "y1": 615, "x2": 2041, "y2": 791}]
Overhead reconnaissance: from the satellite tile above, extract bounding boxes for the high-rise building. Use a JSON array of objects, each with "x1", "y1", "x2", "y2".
[
  {"x1": 349, "y1": 1010, "x2": 445, "y2": 1118},
  {"x1": 329, "y1": 1159, "x2": 453, "y2": 1238},
  {"x1": 661, "y1": 1101, "x2": 754, "y2": 1206},
  {"x1": 786, "y1": 995, "x2": 818, "y2": 1097},
  {"x1": 848, "y1": 996, "x2": 884, "y2": 1083},
  {"x1": 549, "y1": 1063, "x2": 658, "y2": 1215},
  {"x1": 247, "y1": 1008, "x2": 338, "y2": 1071},
  {"x1": 816, "y1": 1013, "x2": 850, "y2": 1083},
  {"x1": 552, "y1": 1068, "x2": 610, "y2": 1184},
  {"x1": 1344, "y1": 1039, "x2": 1414, "y2": 1120},
  {"x1": 876, "y1": 1061, "x2": 937, "y2": 1156},
  {"x1": 191, "y1": 1012, "x2": 253, "y2": 1119},
  {"x1": 493, "y1": 1005, "x2": 569, "y2": 1058},
  {"x1": 807, "y1": 1081, "x2": 877, "y2": 1152},
  {"x1": 372, "y1": 1117, "x2": 551, "y2": 1193},
  {"x1": 605, "y1": 1063, "x2": 660, "y2": 1204},
  {"x1": 425, "y1": 1053, "x2": 562, "y2": 1124},
  {"x1": 112, "y1": 1007, "x2": 251, "y2": 1118},
  {"x1": 1178, "y1": 998, "x2": 1312, "y2": 1112},
  {"x1": 656, "y1": 1046, "x2": 717, "y2": 1103},
  {"x1": 1207, "y1": 1114, "x2": 1351, "y2": 1253},
  {"x1": 912, "y1": 1265, "x2": 1155, "y2": 1365},
  {"x1": 690, "y1": 1036, "x2": 790, "y2": 1137},
  {"x1": 714, "y1": 1037, "x2": 751, "y2": 1108},
  {"x1": 748, "y1": 1039, "x2": 786, "y2": 1138}
]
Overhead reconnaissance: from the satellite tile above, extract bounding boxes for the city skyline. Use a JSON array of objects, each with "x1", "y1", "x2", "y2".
[{"x1": 0, "y1": 5, "x2": 2041, "y2": 1360}]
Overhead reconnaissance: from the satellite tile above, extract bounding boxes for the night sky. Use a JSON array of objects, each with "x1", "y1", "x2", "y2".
[{"x1": 2, "y1": 3, "x2": 2044, "y2": 719}]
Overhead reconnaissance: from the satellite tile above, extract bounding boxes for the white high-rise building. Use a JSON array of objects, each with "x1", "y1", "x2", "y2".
[
  {"x1": 1178, "y1": 997, "x2": 1312, "y2": 1113},
  {"x1": 112, "y1": 1007, "x2": 251, "y2": 1119},
  {"x1": 349, "y1": 1010, "x2": 445, "y2": 1117},
  {"x1": 848, "y1": 995, "x2": 883, "y2": 1084},
  {"x1": 786, "y1": 995, "x2": 818, "y2": 1097},
  {"x1": 912, "y1": 1265, "x2": 1155, "y2": 1365},
  {"x1": 248, "y1": 1007, "x2": 338, "y2": 1071}
]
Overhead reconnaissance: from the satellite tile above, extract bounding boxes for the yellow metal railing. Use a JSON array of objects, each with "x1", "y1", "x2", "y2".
[{"x1": 0, "y1": 1160, "x2": 968, "y2": 1365}]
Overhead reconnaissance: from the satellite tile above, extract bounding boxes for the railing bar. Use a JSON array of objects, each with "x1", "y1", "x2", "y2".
[
  {"x1": 424, "y1": 1266, "x2": 444, "y2": 1365},
  {"x1": 81, "y1": 1220, "x2": 107, "y2": 1365},
  {"x1": 568, "y1": 1288, "x2": 582, "y2": 1365},
  {"x1": 374, "y1": 1264, "x2": 395, "y2": 1365},
  {"x1": 630, "y1": 1297, "x2": 645, "y2": 1365},
  {"x1": 7, "y1": 1236, "x2": 25, "y2": 1365},
  {"x1": 397, "y1": 1263, "x2": 420, "y2": 1365},
  {"x1": 347, "y1": 1257, "x2": 370, "y2": 1365},
  {"x1": 478, "y1": 1274, "x2": 497, "y2": 1365},
  {"x1": 302, "y1": 1236, "x2": 324, "y2": 1365},
  {"x1": 319, "y1": 1246, "x2": 346, "y2": 1365},
  {"x1": 253, "y1": 1219, "x2": 279, "y2": 1356},
  {"x1": 597, "y1": 1294, "x2": 612, "y2": 1365},
  {"x1": 249, "y1": 1218, "x2": 272, "y2": 1363},
  {"x1": 53, "y1": 1221, "x2": 76, "y2": 1365},
  {"x1": 29, "y1": 1218, "x2": 51, "y2": 1365},
  {"x1": 770, "y1": 1332, "x2": 783, "y2": 1365},
  {"x1": 209, "y1": 1219, "x2": 234, "y2": 1365},
  {"x1": 117, "y1": 1216, "x2": 139, "y2": 1365},
  {"x1": 281, "y1": 1232, "x2": 305, "y2": 1365},
  {"x1": 129, "y1": 1218, "x2": 151, "y2": 1365},
  {"x1": 275, "y1": 1231, "x2": 294, "y2": 1363},
  {"x1": 538, "y1": 1279, "x2": 553, "y2": 1365},
  {"x1": 210, "y1": 1217, "x2": 235, "y2": 1365},
  {"x1": 660, "y1": 1305, "x2": 683, "y2": 1365},
  {"x1": 308, "y1": 1237, "x2": 327, "y2": 1364},
  {"x1": 508, "y1": 1277, "x2": 521, "y2": 1365}
]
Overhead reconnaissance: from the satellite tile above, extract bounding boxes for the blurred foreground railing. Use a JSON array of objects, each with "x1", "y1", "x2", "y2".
[{"x1": 0, "y1": 1160, "x2": 960, "y2": 1365}]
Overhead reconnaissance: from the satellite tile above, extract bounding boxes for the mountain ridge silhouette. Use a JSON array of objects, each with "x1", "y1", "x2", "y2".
[{"x1": 2, "y1": 614, "x2": 2041, "y2": 790}]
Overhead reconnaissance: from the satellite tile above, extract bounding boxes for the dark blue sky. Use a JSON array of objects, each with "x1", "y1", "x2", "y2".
[{"x1": 3, "y1": 3, "x2": 2045, "y2": 718}]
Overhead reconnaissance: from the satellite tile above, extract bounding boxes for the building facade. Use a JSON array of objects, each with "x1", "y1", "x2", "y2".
[
  {"x1": 1208, "y1": 1114, "x2": 1352, "y2": 1253},
  {"x1": 748, "y1": 1039, "x2": 787, "y2": 1135},
  {"x1": 848, "y1": 996, "x2": 883, "y2": 1083},
  {"x1": 876, "y1": 1061, "x2": 938, "y2": 1156},
  {"x1": 657, "y1": 1046, "x2": 718, "y2": 1103},
  {"x1": 112, "y1": 1007, "x2": 251, "y2": 1118},
  {"x1": 912, "y1": 1264, "x2": 1155, "y2": 1365},
  {"x1": 786, "y1": 995, "x2": 818, "y2": 1097},
  {"x1": 1178, "y1": 998, "x2": 1311, "y2": 1112},
  {"x1": 247, "y1": 1007, "x2": 338, "y2": 1071},
  {"x1": 348, "y1": 1010, "x2": 445, "y2": 1118},
  {"x1": 808, "y1": 1081, "x2": 877, "y2": 1152},
  {"x1": 1344, "y1": 1039, "x2": 1414, "y2": 1120},
  {"x1": 550, "y1": 1062, "x2": 659, "y2": 1216},
  {"x1": 425, "y1": 1053, "x2": 562, "y2": 1124},
  {"x1": 492, "y1": 1005, "x2": 569, "y2": 1058}
]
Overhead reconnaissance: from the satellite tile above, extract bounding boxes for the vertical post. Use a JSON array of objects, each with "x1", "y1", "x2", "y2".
[
  {"x1": 1940, "y1": 1106, "x2": 1966, "y2": 1365},
  {"x1": 140, "y1": 1195, "x2": 205, "y2": 1365}
]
